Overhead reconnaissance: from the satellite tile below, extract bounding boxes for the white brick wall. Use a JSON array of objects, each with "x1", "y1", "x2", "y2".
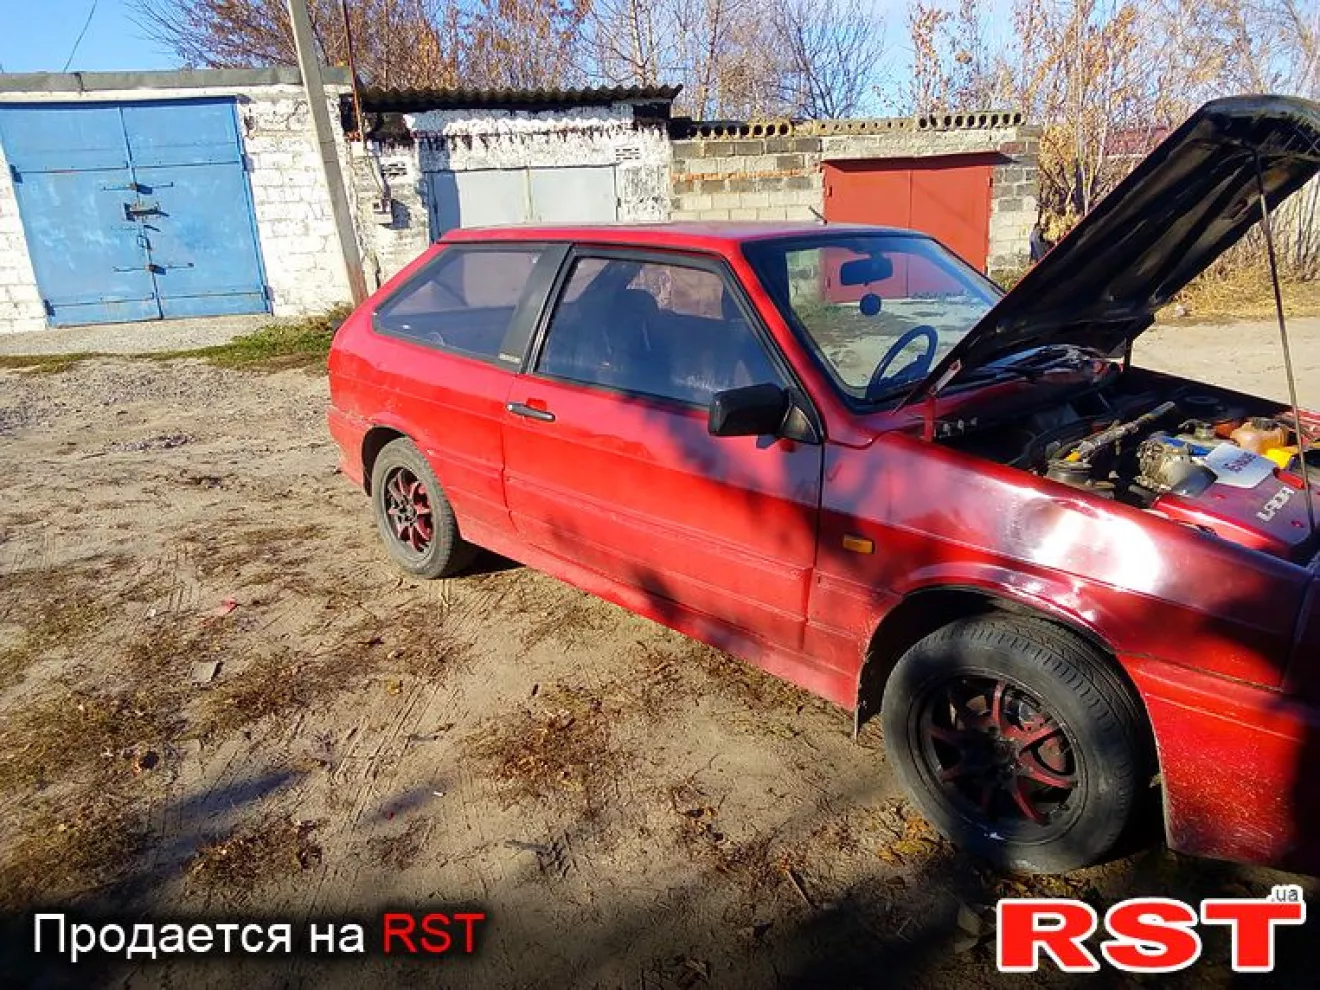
[
  {"x1": 0, "y1": 72, "x2": 356, "y2": 333},
  {"x1": 237, "y1": 86, "x2": 356, "y2": 315},
  {"x1": 0, "y1": 139, "x2": 47, "y2": 333}
]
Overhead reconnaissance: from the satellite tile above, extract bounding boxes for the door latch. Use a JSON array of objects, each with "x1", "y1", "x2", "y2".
[
  {"x1": 123, "y1": 200, "x2": 161, "y2": 219},
  {"x1": 113, "y1": 262, "x2": 195, "y2": 274}
]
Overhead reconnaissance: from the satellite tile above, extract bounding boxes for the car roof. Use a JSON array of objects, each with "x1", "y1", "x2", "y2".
[{"x1": 440, "y1": 220, "x2": 921, "y2": 252}]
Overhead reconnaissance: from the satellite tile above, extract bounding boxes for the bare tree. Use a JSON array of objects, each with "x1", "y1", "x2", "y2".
[
  {"x1": 770, "y1": 0, "x2": 885, "y2": 118},
  {"x1": 131, "y1": 0, "x2": 587, "y2": 90},
  {"x1": 463, "y1": 0, "x2": 594, "y2": 89},
  {"x1": 589, "y1": 0, "x2": 884, "y2": 119},
  {"x1": 590, "y1": 0, "x2": 666, "y2": 87}
]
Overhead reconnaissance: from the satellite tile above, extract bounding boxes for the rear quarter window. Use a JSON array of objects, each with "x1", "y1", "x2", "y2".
[{"x1": 373, "y1": 246, "x2": 544, "y2": 364}]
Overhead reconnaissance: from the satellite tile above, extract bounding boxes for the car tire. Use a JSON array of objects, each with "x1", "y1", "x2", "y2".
[
  {"x1": 880, "y1": 613, "x2": 1150, "y2": 873},
  {"x1": 370, "y1": 438, "x2": 478, "y2": 579}
]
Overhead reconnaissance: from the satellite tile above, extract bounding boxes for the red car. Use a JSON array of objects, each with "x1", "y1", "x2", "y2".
[{"x1": 329, "y1": 96, "x2": 1320, "y2": 874}]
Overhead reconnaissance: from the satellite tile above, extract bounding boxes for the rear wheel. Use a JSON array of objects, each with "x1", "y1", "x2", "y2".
[
  {"x1": 881, "y1": 614, "x2": 1150, "y2": 873},
  {"x1": 370, "y1": 438, "x2": 477, "y2": 579}
]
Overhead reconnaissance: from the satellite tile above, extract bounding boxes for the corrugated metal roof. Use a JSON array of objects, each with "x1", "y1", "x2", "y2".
[{"x1": 359, "y1": 84, "x2": 681, "y2": 113}]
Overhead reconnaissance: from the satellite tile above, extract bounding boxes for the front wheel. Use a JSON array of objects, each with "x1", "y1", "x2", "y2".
[{"x1": 881, "y1": 614, "x2": 1151, "y2": 873}]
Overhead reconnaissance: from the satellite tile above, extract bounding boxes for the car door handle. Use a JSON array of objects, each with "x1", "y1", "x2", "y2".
[{"x1": 507, "y1": 401, "x2": 555, "y2": 423}]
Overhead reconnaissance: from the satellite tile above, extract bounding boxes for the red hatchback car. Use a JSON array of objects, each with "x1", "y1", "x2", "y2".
[{"x1": 330, "y1": 96, "x2": 1320, "y2": 874}]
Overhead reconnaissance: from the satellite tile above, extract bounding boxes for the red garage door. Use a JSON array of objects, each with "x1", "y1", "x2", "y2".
[{"x1": 823, "y1": 154, "x2": 997, "y2": 271}]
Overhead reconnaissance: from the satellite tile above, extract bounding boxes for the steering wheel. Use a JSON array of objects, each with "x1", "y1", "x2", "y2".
[{"x1": 867, "y1": 324, "x2": 939, "y2": 394}]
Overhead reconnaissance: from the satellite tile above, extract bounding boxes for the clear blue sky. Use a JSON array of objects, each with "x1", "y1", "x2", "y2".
[
  {"x1": 2, "y1": 0, "x2": 178, "y2": 73},
  {"x1": 1, "y1": 0, "x2": 917, "y2": 86}
]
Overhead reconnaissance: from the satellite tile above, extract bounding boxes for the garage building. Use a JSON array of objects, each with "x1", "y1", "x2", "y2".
[{"x1": 0, "y1": 68, "x2": 1037, "y2": 336}]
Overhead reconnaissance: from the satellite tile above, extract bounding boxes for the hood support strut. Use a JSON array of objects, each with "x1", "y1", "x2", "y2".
[{"x1": 1254, "y1": 152, "x2": 1316, "y2": 536}]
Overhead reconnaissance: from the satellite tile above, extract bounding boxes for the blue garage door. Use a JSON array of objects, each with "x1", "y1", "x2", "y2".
[{"x1": 0, "y1": 99, "x2": 267, "y2": 326}]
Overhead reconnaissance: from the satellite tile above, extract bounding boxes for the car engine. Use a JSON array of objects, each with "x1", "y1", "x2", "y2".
[{"x1": 938, "y1": 371, "x2": 1320, "y2": 562}]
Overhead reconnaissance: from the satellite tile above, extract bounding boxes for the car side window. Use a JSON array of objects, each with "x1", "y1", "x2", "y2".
[
  {"x1": 537, "y1": 257, "x2": 787, "y2": 405},
  {"x1": 374, "y1": 246, "x2": 543, "y2": 365}
]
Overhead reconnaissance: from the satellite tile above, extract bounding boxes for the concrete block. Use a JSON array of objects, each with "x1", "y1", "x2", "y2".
[
  {"x1": 739, "y1": 191, "x2": 772, "y2": 209},
  {"x1": 683, "y1": 157, "x2": 726, "y2": 176},
  {"x1": 8, "y1": 283, "x2": 40, "y2": 305},
  {"x1": 678, "y1": 193, "x2": 715, "y2": 212},
  {"x1": 0, "y1": 316, "x2": 48, "y2": 334},
  {"x1": 728, "y1": 207, "x2": 760, "y2": 220}
]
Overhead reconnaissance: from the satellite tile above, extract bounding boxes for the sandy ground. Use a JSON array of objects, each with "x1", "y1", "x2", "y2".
[
  {"x1": 1139, "y1": 317, "x2": 1320, "y2": 408},
  {"x1": 0, "y1": 322, "x2": 1316, "y2": 988},
  {"x1": 0, "y1": 314, "x2": 271, "y2": 356}
]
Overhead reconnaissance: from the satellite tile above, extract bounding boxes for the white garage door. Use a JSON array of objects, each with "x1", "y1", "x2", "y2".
[{"x1": 427, "y1": 165, "x2": 618, "y2": 238}]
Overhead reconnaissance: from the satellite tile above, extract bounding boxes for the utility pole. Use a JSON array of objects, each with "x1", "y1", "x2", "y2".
[{"x1": 286, "y1": 0, "x2": 368, "y2": 305}]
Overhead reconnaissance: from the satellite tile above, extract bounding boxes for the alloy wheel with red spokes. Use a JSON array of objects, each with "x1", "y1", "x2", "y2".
[
  {"x1": 883, "y1": 617, "x2": 1147, "y2": 871},
  {"x1": 918, "y1": 675, "x2": 1078, "y2": 830},
  {"x1": 383, "y1": 466, "x2": 435, "y2": 555}
]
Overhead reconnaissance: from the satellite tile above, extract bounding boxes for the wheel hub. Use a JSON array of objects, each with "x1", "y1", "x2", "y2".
[
  {"x1": 920, "y1": 676, "x2": 1077, "y2": 827},
  {"x1": 383, "y1": 467, "x2": 434, "y2": 554}
]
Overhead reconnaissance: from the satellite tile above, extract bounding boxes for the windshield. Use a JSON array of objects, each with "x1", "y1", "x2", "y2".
[{"x1": 743, "y1": 233, "x2": 1002, "y2": 403}]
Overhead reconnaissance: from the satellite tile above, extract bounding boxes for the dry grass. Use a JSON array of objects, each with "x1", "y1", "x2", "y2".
[
  {"x1": 0, "y1": 689, "x2": 182, "y2": 794},
  {"x1": 669, "y1": 782, "x2": 798, "y2": 897},
  {"x1": 0, "y1": 308, "x2": 348, "y2": 378},
  {"x1": 1167, "y1": 265, "x2": 1320, "y2": 322},
  {"x1": 188, "y1": 817, "x2": 322, "y2": 893},
  {"x1": 681, "y1": 638, "x2": 822, "y2": 713},
  {"x1": 144, "y1": 309, "x2": 349, "y2": 371},
  {"x1": 876, "y1": 811, "x2": 952, "y2": 867},
  {"x1": 367, "y1": 819, "x2": 432, "y2": 872},
  {"x1": 0, "y1": 352, "x2": 108, "y2": 374},
  {"x1": 199, "y1": 651, "x2": 338, "y2": 737},
  {"x1": 180, "y1": 524, "x2": 322, "y2": 582},
  {"x1": 0, "y1": 561, "x2": 119, "y2": 688},
  {"x1": 517, "y1": 588, "x2": 615, "y2": 653},
  {"x1": 466, "y1": 683, "x2": 623, "y2": 812},
  {"x1": 0, "y1": 791, "x2": 145, "y2": 911}
]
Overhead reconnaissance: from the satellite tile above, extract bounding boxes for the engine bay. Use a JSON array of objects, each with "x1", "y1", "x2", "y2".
[{"x1": 937, "y1": 366, "x2": 1320, "y2": 562}]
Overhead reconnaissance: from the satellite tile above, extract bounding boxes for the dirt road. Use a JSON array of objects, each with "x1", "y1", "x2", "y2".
[{"x1": 0, "y1": 322, "x2": 1315, "y2": 987}]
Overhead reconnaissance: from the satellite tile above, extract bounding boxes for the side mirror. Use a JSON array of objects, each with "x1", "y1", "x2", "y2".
[{"x1": 708, "y1": 383, "x2": 790, "y2": 438}]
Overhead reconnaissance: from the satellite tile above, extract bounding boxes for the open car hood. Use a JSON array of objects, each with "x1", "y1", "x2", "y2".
[{"x1": 909, "y1": 95, "x2": 1320, "y2": 402}]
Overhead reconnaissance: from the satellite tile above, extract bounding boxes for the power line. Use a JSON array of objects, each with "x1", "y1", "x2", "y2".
[{"x1": 62, "y1": 0, "x2": 100, "y2": 73}]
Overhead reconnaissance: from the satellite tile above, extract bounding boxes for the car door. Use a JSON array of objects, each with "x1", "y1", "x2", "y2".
[
  {"x1": 367, "y1": 242, "x2": 565, "y2": 539},
  {"x1": 501, "y1": 248, "x2": 823, "y2": 649}
]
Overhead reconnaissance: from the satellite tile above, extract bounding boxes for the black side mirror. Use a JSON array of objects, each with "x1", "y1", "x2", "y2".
[{"x1": 708, "y1": 383, "x2": 790, "y2": 437}]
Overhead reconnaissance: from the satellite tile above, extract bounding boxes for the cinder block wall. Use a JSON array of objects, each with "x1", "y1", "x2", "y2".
[
  {"x1": 0, "y1": 68, "x2": 356, "y2": 334},
  {"x1": 671, "y1": 134, "x2": 825, "y2": 222},
  {"x1": 671, "y1": 116, "x2": 1040, "y2": 278}
]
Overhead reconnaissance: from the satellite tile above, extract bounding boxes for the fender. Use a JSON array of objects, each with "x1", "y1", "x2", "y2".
[
  {"x1": 851, "y1": 565, "x2": 1124, "y2": 734},
  {"x1": 887, "y1": 562, "x2": 1117, "y2": 653}
]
